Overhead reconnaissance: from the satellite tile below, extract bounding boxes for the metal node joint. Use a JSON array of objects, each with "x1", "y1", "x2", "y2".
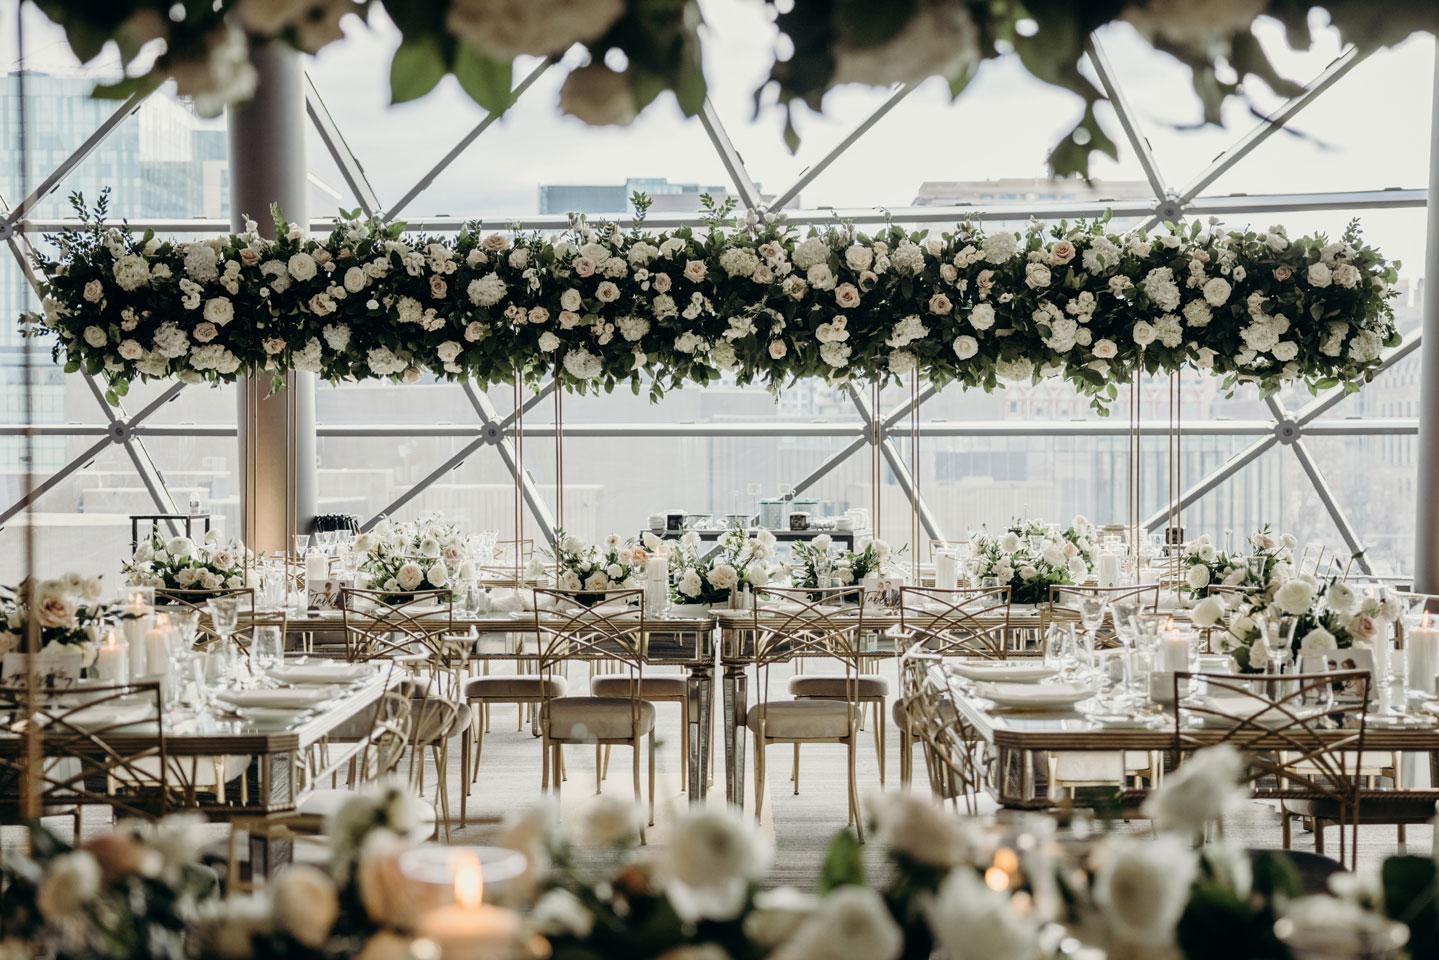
[
  {"x1": 107, "y1": 420, "x2": 133, "y2": 444},
  {"x1": 1273, "y1": 418, "x2": 1301, "y2": 445},
  {"x1": 1153, "y1": 192, "x2": 1184, "y2": 223},
  {"x1": 480, "y1": 422, "x2": 504, "y2": 445}
]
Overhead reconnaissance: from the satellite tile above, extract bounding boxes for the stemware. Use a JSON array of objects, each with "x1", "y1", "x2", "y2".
[
  {"x1": 253, "y1": 625, "x2": 283, "y2": 676},
  {"x1": 292, "y1": 534, "x2": 311, "y2": 557},
  {"x1": 206, "y1": 595, "x2": 242, "y2": 667},
  {"x1": 1110, "y1": 600, "x2": 1141, "y2": 646},
  {"x1": 1044, "y1": 623, "x2": 1077, "y2": 677},
  {"x1": 1258, "y1": 615, "x2": 1298, "y2": 674},
  {"x1": 1077, "y1": 596, "x2": 1108, "y2": 666}
]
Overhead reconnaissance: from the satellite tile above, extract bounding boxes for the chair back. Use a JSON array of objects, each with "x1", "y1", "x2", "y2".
[
  {"x1": 1051, "y1": 582, "x2": 1161, "y2": 645},
  {"x1": 530, "y1": 588, "x2": 646, "y2": 675},
  {"x1": 157, "y1": 587, "x2": 261, "y2": 650},
  {"x1": 0, "y1": 682, "x2": 170, "y2": 821},
  {"x1": 898, "y1": 585, "x2": 1010, "y2": 658},
  {"x1": 340, "y1": 588, "x2": 456, "y2": 662},
  {"x1": 900, "y1": 645, "x2": 982, "y2": 812},
  {"x1": 1175, "y1": 669, "x2": 1368, "y2": 865}
]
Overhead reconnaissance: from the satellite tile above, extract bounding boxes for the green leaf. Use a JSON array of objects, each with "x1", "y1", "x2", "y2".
[
  {"x1": 817, "y1": 829, "x2": 865, "y2": 893},
  {"x1": 453, "y1": 44, "x2": 515, "y2": 115},
  {"x1": 390, "y1": 37, "x2": 450, "y2": 105}
]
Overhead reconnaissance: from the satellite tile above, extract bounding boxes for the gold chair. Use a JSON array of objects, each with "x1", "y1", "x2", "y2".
[
  {"x1": 532, "y1": 588, "x2": 657, "y2": 837},
  {"x1": 226, "y1": 687, "x2": 422, "y2": 892},
  {"x1": 891, "y1": 586, "x2": 1009, "y2": 786},
  {"x1": 747, "y1": 586, "x2": 868, "y2": 838},
  {"x1": 1175, "y1": 670, "x2": 1370, "y2": 867},
  {"x1": 901, "y1": 648, "x2": 983, "y2": 812},
  {"x1": 0, "y1": 682, "x2": 170, "y2": 835}
]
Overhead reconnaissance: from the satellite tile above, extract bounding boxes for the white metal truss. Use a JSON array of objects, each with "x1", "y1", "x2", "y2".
[{"x1": 1, "y1": 31, "x2": 1429, "y2": 564}]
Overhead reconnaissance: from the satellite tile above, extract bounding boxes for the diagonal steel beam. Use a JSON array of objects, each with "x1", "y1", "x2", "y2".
[
  {"x1": 0, "y1": 436, "x2": 113, "y2": 527},
  {"x1": 498, "y1": 378, "x2": 556, "y2": 431},
  {"x1": 786, "y1": 434, "x2": 870, "y2": 501},
  {"x1": 304, "y1": 73, "x2": 381, "y2": 218},
  {"x1": 1086, "y1": 36, "x2": 1168, "y2": 202},
  {"x1": 0, "y1": 88, "x2": 150, "y2": 232},
  {"x1": 882, "y1": 382, "x2": 939, "y2": 429},
  {"x1": 1295, "y1": 333, "x2": 1422, "y2": 426},
  {"x1": 697, "y1": 99, "x2": 762, "y2": 211},
  {"x1": 463, "y1": 382, "x2": 557, "y2": 542},
  {"x1": 1176, "y1": 47, "x2": 1367, "y2": 206},
  {"x1": 1288, "y1": 436, "x2": 1373, "y2": 576},
  {"x1": 361, "y1": 435, "x2": 488, "y2": 530},
  {"x1": 384, "y1": 59, "x2": 553, "y2": 222},
  {"x1": 769, "y1": 82, "x2": 916, "y2": 213},
  {"x1": 1143, "y1": 434, "x2": 1280, "y2": 531},
  {"x1": 848, "y1": 384, "x2": 946, "y2": 543}
]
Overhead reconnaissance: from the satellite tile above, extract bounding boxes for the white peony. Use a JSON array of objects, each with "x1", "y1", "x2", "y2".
[
  {"x1": 663, "y1": 808, "x2": 772, "y2": 921},
  {"x1": 925, "y1": 866, "x2": 1039, "y2": 960},
  {"x1": 1094, "y1": 836, "x2": 1197, "y2": 949},
  {"x1": 1273, "y1": 579, "x2": 1316, "y2": 616},
  {"x1": 771, "y1": 885, "x2": 902, "y2": 960},
  {"x1": 1140, "y1": 743, "x2": 1245, "y2": 835}
]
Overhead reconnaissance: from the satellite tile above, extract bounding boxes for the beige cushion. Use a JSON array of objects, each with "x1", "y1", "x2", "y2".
[
  {"x1": 590, "y1": 675, "x2": 687, "y2": 699},
  {"x1": 788, "y1": 675, "x2": 889, "y2": 699},
  {"x1": 544, "y1": 697, "x2": 655, "y2": 740},
  {"x1": 1052, "y1": 751, "x2": 1156, "y2": 784},
  {"x1": 746, "y1": 700, "x2": 852, "y2": 739},
  {"x1": 465, "y1": 675, "x2": 568, "y2": 699},
  {"x1": 299, "y1": 788, "x2": 437, "y2": 836},
  {"x1": 891, "y1": 697, "x2": 956, "y2": 728}
]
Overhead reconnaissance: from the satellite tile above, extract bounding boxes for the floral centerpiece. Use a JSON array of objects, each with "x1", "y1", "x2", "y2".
[
  {"x1": 1180, "y1": 526, "x2": 1294, "y2": 600},
  {"x1": 1060, "y1": 515, "x2": 1098, "y2": 573},
  {"x1": 546, "y1": 530, "x2": 643, "y2": 602},
  {"x1": 122, "y1": 531, "x2": 255, "y2": 592},
  {"x1": 0, "y1": 574, "x2": 113, "y2": 663},
  {"x1": 792, "y1": 534, "x2": 894, "y2": 594},
  {"x1": 1204, "y1": 573, "x2": 1401, "y2": 674},
  {"x1": 659, "y1": 524, "x2": 778, "y2": 607},
  {"x1": 356, "y1": 514, "x2": 472, "y2": 603},
  {"x1": 972, "y1": 526, "x2": 1087, "y2": 605}
]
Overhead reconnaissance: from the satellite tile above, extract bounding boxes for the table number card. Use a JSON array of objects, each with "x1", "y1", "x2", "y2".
[
  {"x1": 308, "y1": 578, "x2": 354, "y2": 613},
  {"x1": 1, "y1": 649, "x2": 83, "y2": 690}
]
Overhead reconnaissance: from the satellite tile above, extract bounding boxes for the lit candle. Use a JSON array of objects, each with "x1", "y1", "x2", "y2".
[
  {"x1": 1160, "y1": 626, "x2": 1191, "y2": 673},
  {"x1": 936, "y1": 553, "x2": 958, "y2": 591},
  {"x1": 1407, "y1": 612, "x2": 1439, "y2": 695},
  {"x1": 96, "y1": 630, "x2": 128, "y2": 684},
  {"x1": 415, "y1": 852, "x2": 523, "y2": 960},
  {"x1": 122, "y1": 604, "x2": 148, "y2": 679},
  {"x1": 145, "y1": 625, "x2": 168, "y2": 679}
]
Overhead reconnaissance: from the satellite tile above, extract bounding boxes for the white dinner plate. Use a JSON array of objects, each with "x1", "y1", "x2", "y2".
[
  {"x1": 944, "y1": 661, "x2": 1058, "y2": 684},
  {"x1": 215, "y1": 688, "x2": 336, "y2": 709},
  {"x1": 267, "y1": 664, "x2": 372, "y2": 685},
  {"x1": 1190, "y1": 694, "x2": 1325, "y2": 729},
  {"x1": 974, "y1": 680, "x2": 1095, "y2": 711},
  {"x1": 51, "y1": 701, "x2": 154, "y2": 731}
]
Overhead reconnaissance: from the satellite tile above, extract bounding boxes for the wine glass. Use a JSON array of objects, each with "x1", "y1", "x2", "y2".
[
  {"x1": 1258, "y1": 615, "x2": 1298, "y2": 674},
  {"x1": 1045, "y1": 623, "x2": 1077, "y2": 677},
  {"x1": 206, "y1": 595, "x2": 241, "y2": 665},
  {"x1": 1111, "y1": 599, "x2": 1141, "y2": 647},
  {"x1": 253, "y1": 625, "x2": 283, "y2": 677},
  {"x1": 1076, "y1": 596, "x2": 1108, "y2": 676},
  {"x1": 292, "y1": 534, "x2": 311, "y2": 557}
]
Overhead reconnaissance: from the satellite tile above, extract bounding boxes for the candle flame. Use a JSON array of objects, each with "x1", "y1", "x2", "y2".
[
  {"x1": 103, "y1": 629, "x2": 117, "y2": 648},
  {"x1": 1164, "y1": 617, "x2": 1176, "y2": 631},
  {"x1": 993, "y1": 848, "x2": 1019, "y2": 874},
  {"x1": 1424, "y1": 612, "x2": 1432, "y2": 631},
  {"x1": 454, "y1": 851, "x2": 483, "y2": 910},
  {"x1": 984, "y1": 867, "x2": 1010, "y2": 891},
  {"x1": 155, "y1": 612, "x2": 171, "y2": 630}
]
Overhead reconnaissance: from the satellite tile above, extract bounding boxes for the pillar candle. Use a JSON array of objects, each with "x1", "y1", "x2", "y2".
[
  {"x1": 122, "y1": 614, "x2": 147, "y2": 679},
  {"x1": 305, "y1": 552, "x2": 328, "y2": 590},
  {"x1": 645, "y1": 554, "x2": 668, "y2": 583},
  {"x1": 1160, "y1": 632, "x2": 1190, "y2": 673},
  {"x1": 96, "y1": 631, "x2": 127, "y2": 684},
  {"x1": 936, "y1": 553, "x2": 958, "y2": 591},
  {"x1": 145, "y1": 627, "x2": 168, "y2": 679},
  {"x1": 1407, "y1": 614, "x2": 1439, "y2": 694},
  {"x1": 1097, "y1": 553, "x2": 1120, "y2": 588}
]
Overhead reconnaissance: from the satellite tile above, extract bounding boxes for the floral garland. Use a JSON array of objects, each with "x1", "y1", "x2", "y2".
[
  {"x1": 24, "y1": 194, "x2": 1401, "y2": 410},
  {"x1": 0, "y1": 574, "x2": 113, "y2": 657},
  {"x1": 122, "y1": 532, "x2": 255, "y2": 592},
  {"x1": 972, "y1": 527, "x2": 1086, "y2": 605}
]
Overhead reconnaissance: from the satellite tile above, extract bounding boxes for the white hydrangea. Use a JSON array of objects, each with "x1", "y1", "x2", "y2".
[
  {"x1": 1081, "y1": 236, "x2": 1120, "y2": 273},
  {"x1": 366, "y1": 346, "x2": 408, "y2": 376},
  {"x1": 184, "y1": 244, "x2": 220, "y2": 282},
  {"x1": 468, "y1": 273, "x2": 508, "y2": 307},
  {"x1": 995, "y1": 357, "x2": 1033, "y2": 381},
  {"x1": 718, "y1": 247, "x2": 760, "y2": 278},
  {"x1": 617, "y1": 315, "x2": 649, "y2": 341},
  {"x1": 152, "y1": 322, "x2": 190, "y2": 358},
  {"x1": 1182, "y1": 300, "x2": 1212, "y2": 327},
  {"x1": 322, "y1": 323, "x2": 351, "y2": 351},
  {"x1": 563, "y1": 346, "x2": 603, "y2": 380},
  {"x1": 1142, "y1": 266, "x2": 1181, "y2": 311},
  {"x1": 980, "y1": 230, "x2": 1018, "y2": 264},
  {"x1": 890, "y1": 241, "x2": 926, "y2": 277},
  {"x1": 885, "y1": 314, "x2": 929, "y2": 349},
  {"x1": 819, "y1": 341, "x2": 851, "y2": 368},
  {"x1": 112, "y1": 254, "x2": 150, "y2": 290},
  {"x1": 888, "y1": 350, "x2": 917, "y2": 375},
  {"x1": 791, "y1": 237, "x2": 830, "y2": 271},
  {"x1": 292, "y1": 337, "x2": 323, "y2": 372}
]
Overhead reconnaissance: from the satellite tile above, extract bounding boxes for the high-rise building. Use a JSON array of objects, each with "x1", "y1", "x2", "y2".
[{"x1": 538, "y1": 177, "x2": 771, "y2": 216}]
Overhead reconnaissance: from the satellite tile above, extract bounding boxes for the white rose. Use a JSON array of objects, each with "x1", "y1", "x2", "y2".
[
  {"x1": 1192, "y1": 596, "x2": 1224, "y2": 628},
  {"x1": 1300, "y1": 626, "x2": 1336, "y2": 652},
  {"x1": 203, "y1": 296, "x2": 234, "y2": 325},
  {"x1": 1273, "y1": 580, "x2": 1316, "y2": 616},
  {"x1": 1186, "y1": 564, "x2": 1211, "y2": 590},
  {"x1": 952, "y1": 335, "x2": 978, "y2": 360},
  {"x1": 1202, "y1": 277, "x2": 1231, "y2": 306}
]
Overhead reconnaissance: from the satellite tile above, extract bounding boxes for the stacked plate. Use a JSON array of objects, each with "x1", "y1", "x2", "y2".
[
  {"x1": 945, "y1": 661, "x2": 1057, "y2": 684},
  {"x1": 974, "y1": 680, "x2": 1096, "y2": 711},
  {"x1": 267, "y1": 663, "x2": 372, "y2": 685}
]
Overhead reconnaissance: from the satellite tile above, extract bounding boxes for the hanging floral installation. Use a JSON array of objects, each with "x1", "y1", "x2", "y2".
[
  {"x1": 26, "y1": 1, "x2": 1439, "y2": 178},
  {"x1": 22, "y1": 191, "x2": 1400, "y2": 410}
]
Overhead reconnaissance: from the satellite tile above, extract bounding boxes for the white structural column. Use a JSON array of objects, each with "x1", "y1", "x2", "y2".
[
  {"x1": 1412, "y1": 38, "x2": 1439, "y2": 594},
  {"x1": 229, "y1": 44, "x2": 317, "y2": 550}
]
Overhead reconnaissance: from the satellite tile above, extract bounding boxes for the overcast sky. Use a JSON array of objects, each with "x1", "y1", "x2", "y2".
[{"x1": 4, "y1": 0, "x2": 1434, "y2": 275}]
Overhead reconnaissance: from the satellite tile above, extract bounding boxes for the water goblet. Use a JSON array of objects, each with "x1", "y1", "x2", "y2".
[
  {"x1": 1045, "y1": 623, "x2": 1076, "y2": 676},
  {"x1": 253, "y1": 625, "x2": 283, "y2": 677},
  {"x1": 1258, "y1": 615, "x2": 1298, "y2": 674},
  {"x1": 1111, "y1": 599, "x2": 1141, "y2": 647},
  {"x1": 292, "y1": 534, "x2": 311, "y2": 557}
]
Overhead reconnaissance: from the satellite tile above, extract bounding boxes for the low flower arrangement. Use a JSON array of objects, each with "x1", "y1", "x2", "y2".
[
  {"x1": 356, "y1": 514, "x2": 472, "y2": 603},
  {"x1": 547, "y1": 530, "x2": 643, "y2": 601},
  {"x1": 1179, "y1": 526, "x2": 1294, "y2": 600},
  {"x1": 0, "y1": 573, "x2": 113, "y2": 660},
  {"x1": 122, "y1": 532, "x2": 255, "y2": 592},
  {"x1": 792, "y1": 534, "x2": 894, "y2": 595},
  {"x1": 1060, "y1": 516, "x2": 1098, "y2": 573},
  {"x1": 1205, "y1": 574, "x2": 1401, "y2": 674},
  {"x1": 972, "y1": 525, "x2": 1087, "y2": 605},
  {"x1": 657, "y1": 525, "x2": 778, "y2": 606}
]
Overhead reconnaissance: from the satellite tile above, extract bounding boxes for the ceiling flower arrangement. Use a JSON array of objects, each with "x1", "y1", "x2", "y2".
[
  {"x1": 22, "y1": 190, "x2": 1399, "y2": 409},
  {"x1": 24, "y1": 0, "x2": 1438, "y2": 177}
]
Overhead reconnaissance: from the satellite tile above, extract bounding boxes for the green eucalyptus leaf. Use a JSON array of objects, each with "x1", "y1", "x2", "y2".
[
  {"x1": 390, "y1": 37, "x2": 450, "y2": 105},
  {"x1": 453, "y1": 44, "x2": 515, "y2": 115}
]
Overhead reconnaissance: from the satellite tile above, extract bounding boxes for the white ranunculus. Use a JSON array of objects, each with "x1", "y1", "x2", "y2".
[
  {"x1": 998, "y1": 532, "x2": 1021, "y2": 553},
  {"x1": 1140, "y1": 743, "x2": 1245, "y2": 835},
  {"x1": 1094, "y1": 835, "x2": 1196, "y2": 949},
  {"x1": 924, "y1": 866, "x2": 1039, "y2": 960},
  {"x1": 663, "y1": 808, "x2": 772, "y2": 921},
  {"x1": 1186, "y1": 564, "x2": 1211, "y2": 590},
  {"x1": 870, "y1": 793, "x2": 982, "y2": 868},
  {"x1": 1300, "y1": 626, "x2": 1336, "y2": 652},
  {"x1": 532, "y1": 888, "x2": 596, "y2": 938},
  {"x1": 1192, "y1": 596, "x2": 1224, "y2": 628},
  {"x1": 1325, "y1": 581, "x2": 1358, "y2": 615},
  {"x1": 1273, "y1": 579, "x2": 1316, "y2": 616}
]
